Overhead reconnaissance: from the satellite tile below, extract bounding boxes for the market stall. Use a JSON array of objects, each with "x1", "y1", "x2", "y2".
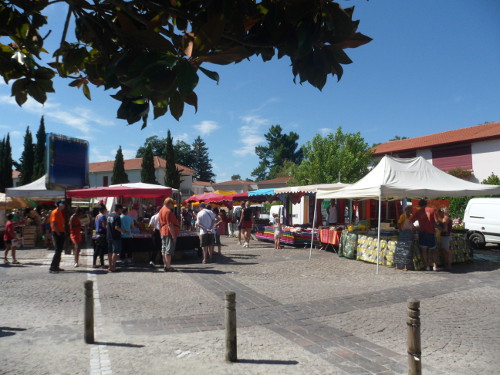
[
  {"x1": 67, "y1": 183, "x2": 201, "y2": 258},
  {"x1": 317, "y1": 155, "x2": 500, "y2": 272},
  {"x1": 6, "y1": 175, "x2": 65, "y2": 200},
  {"x1": 255, "y1": 225, "x2": 321, "y2": 247}
]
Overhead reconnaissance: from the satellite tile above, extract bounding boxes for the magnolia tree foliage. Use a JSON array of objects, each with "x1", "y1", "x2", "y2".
[
  {"x1": 292, "y1": 127, "x2": 372, "y2": 185},
  {"x1": 1, "y1": 0, "x2": 371, "y2": 128}
]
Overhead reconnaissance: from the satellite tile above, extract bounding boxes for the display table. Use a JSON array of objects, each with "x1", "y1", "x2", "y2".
[
  {"x1": 338, "y1": 230, "x2": 472, "y2": 270},
  {"x1": 92, "y1": 231, "x2": 200, "y2": 261},
  {"x1": 256, "y1": 226, "x2": 321, "y2": 247}
]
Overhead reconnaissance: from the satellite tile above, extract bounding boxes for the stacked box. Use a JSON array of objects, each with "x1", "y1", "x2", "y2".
[{"x1": 22, "y1": 225, "x2": 38, "y2": 248}]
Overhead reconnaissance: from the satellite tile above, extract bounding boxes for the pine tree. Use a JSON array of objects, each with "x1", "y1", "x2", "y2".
[
  {"x1": 191, "y1": 136, "x2": 214, "y2": 182},
  {"x1": 3, "y1": 134, "x2": 13, "y2": 190},
  {"x1": 20, "y1": 127, "x2": 35, "y2": 185},
  {"x1": 141, "y1": 145, "x2": 158, "y2": 184},
  {"x1": 111, "y1": 146, "x2": 129, "y2": 184},
  {"x1": 164, "y1": 130, "x2": 182, "y2": 188},
  {"x1": 33, "y1": 116, "x2": 47, "y2": 179}
]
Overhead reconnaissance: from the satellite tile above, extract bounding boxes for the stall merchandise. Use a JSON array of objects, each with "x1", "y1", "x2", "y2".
[
  {"x1": 338, "y1": 230, "x2": 471, "y2": 270},
  {"x1": 318, "y1": 227, "x2": 343, "y2": 249},
  {"x1": 316, "y1": 155, "x2": 500, "y2": 272},
  {"x1": 256, "y1": 225, "x2": 320, "y2": 247}
]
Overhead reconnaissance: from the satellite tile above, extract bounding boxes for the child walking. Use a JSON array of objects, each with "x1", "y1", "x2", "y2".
[{"x1": 273, "y1": 213, "x2": 283, "y2": 249}]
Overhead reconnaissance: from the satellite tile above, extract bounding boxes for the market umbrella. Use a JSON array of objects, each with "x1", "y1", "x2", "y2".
[{"x1": 0, "y1": 193, "x2": 31, "y2": 209}]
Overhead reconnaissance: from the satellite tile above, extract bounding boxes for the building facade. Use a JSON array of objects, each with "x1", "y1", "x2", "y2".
[
  {"x1": 89, "y1": 157, "x2": 196, "y2": 199},
  {"x1": 372, "y1": 122, "x2": 500, "y2": 182}
]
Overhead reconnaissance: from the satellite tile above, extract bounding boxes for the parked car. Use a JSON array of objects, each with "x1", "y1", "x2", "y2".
[{"x1": 463, "y1": 198, "x2": 500, "y2": 249}]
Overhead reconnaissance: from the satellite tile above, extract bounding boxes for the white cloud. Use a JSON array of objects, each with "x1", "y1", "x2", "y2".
[
  {"x1": 122, "y1": 148, "x2": 137, "y2": 160},
  {"x1": 193, "y1": 120, "x2": 220, "y2": 136},
  {"x1": 0, "y1": 94, "x2": 115, "y2": 137},
  {"x1": 232, "y1": 115, "x2": 269, "y2": 157},
  {"x1": 173, "y1": 132, "x2": 190, "y2": 143},
  {"x1": 319, "y1": 127, "x2": 332, "y2": 136},
  {"x1": 9, "y1": 130, "x2": 23, "y2": 138}
]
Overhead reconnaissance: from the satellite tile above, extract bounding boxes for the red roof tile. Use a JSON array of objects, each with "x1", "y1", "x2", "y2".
[
  {"x1": 12, "y1": 170, "x2": 20, "y2": 179},
  {"x1": 258, "y1": 176, "x2": 292, "y2": 184},
  {"x1": 213, "y1": 179, "x2": 254, "y2": 185},
  {"x1": 89, "y1": 157, "x2": 196, "y2": 175},
  {"x1": 372, "y1": 122, "x2": 500, "y2": 155},
  {"x1": 192, "y1": 180, "x2": 212, "y2": 186}
]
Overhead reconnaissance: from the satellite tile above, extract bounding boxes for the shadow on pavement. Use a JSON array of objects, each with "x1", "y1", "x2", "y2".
[
  {"x1": 237, "y1": 359, "x2": 299, "y2": 365},
  {"x1": 0, "y1": 327, "x2": 27, "y2": 338},
  {"x1": 94, "y1": 341, "x2": 144, "y2": 348}
]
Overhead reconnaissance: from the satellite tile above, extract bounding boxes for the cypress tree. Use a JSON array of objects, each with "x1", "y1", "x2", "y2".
[
  {"x1": 4, "y1": 134, "x2": 13, "y2": 190},
  {"x1": 0, "y1": 137, "x2": 4, "y2": 192},
  {"x1": 111, "y1": 146, "x2": 129, "y2": 184},
  {"x1": 33, "y1": 116, "x2": 47, "y2": 179},
  {"x1": 20, "y1": 127, "x2": 35, "y2": 185},
  {"x1": 164, "y1": 130, "x2": 182, "y2": 189},
  {"x1": 191, "y1": 136, "x2": 215, "y2": 182},
  {"x1": 141, "y1": 145, "x2": 158, "y2": 184}
]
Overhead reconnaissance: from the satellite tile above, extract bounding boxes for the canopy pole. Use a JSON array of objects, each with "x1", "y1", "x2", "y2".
[
  {"x1": 309, "y1": 194, "x2": 318, "y2": 260},
  {"x1": 376, "y1": 193, "x2": 382, "y2": 275}
]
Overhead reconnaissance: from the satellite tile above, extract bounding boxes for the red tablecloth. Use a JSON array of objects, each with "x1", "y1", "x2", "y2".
[{"x1": 319, "y1": 228, "x2": 342, "y2": 245}]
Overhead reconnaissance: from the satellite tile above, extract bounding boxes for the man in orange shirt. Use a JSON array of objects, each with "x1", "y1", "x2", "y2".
[
  {"x1": 158, "y1": 197, "x2": 179, "y2": 272},
  {"x1": 49, "y1": 200, "x2": 67, "y2": 273}
]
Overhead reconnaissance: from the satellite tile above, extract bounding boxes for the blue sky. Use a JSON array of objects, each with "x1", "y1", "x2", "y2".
[{"x1": 1, "y1": 0, "x2": 499, "y2": 182}]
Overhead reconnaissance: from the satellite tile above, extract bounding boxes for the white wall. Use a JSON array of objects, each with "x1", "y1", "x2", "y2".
[{"x1": 471, "y1": 139, "x2": 500, "y2": 182}]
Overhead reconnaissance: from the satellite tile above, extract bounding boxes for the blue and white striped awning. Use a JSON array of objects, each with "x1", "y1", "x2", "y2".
[{"x1": 248, "y1": 188, "x2": 275, "y2": 196}]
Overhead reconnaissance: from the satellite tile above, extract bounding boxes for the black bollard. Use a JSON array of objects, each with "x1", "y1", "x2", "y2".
[
  {"x1": 84, "y1": 280, "x2": 94, "y2": 344},
  {"x1": 225, "y1": 291, "x2": 237, "y2": 362}
]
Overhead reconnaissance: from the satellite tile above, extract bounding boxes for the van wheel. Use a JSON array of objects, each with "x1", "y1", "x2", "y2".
[{"x1": 469, "y1": 233, "x2": 485, "y2": 249}]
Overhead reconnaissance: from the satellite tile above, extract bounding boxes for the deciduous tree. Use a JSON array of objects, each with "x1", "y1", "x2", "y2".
[
  {"x1": 1, "y1": 1, "x2": 370, "y2": 128},
  {"x1": 293, "y1": 127, "x2": 371, "y2": 185}
]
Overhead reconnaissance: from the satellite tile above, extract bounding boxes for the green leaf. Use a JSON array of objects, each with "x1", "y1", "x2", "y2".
[
  {"x1": 153, "y1": 104, "x2": 168, "y2": 119},
  {"x1": 184, "y1": 91, "x2": 198, "y2": 112},
  {"x1": 36, "y1": 78, "x2": 55, "y2": 93},
  {"x1": 199, "y1": 66, "x2": 220, "y2": 84},
  {"x1": 169, "y1": 91, "x2": 184, "y2": 121},
  {"x1": 82, "y1": 84, "x2": 91, "y2": 100},
  {"x1": 174, "y1": 59, "x2": 198, "y2": 97},
  {"x1": 14, "y1": 91, "x2": 28, "y2": 106},
  {"x1": 27, "y1": 81, "x2": 47, "y2": 104}
]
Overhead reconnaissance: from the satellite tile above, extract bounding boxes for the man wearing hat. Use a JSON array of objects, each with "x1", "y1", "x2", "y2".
[{"x1": 49, "y1": 200, "x2": 67, "y2": 273}]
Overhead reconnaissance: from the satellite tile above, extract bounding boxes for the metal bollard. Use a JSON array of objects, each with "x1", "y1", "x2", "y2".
[
  {"x1": 407, "y1": 299, "x2": 421, "y2": 375},
  {"x1": 225, "y1": 291, "x2": 237, "y2": 362},
  {"x1": 84, "y1": 280, "x2": 94, "y2": 344}
]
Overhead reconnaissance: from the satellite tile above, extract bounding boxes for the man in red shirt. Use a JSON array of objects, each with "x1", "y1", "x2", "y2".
[
  {"x1": 3, "y1": 214, "x2": 20, "y2": 264},
  {"x1": 411, "y1": 199, "x2": 439, "y2": 271},
  {"x1": 158, "y1": 197, "x2": 180, "y2": 272}
]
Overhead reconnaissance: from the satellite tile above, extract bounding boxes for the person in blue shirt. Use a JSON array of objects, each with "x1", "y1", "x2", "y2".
[{"x1": 120, "y1": 207, "x2": 135, "y2": 266}]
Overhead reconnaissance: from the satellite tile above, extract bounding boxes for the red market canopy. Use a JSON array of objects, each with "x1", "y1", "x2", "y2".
[
  {"x1": 66, "y1": 183, "x2": 176, "y2": 199},
  {"x1": 184, "y1": 192, "x2": 225, "y2": 203}
]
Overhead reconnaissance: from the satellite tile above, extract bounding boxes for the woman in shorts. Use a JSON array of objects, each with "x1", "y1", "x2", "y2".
[
  {"x1": 69, "y1": 208, "x2": 84, "y2": 267},
  {"x1": 3, "y1": 214, "x2": 20, "y2": 264}
]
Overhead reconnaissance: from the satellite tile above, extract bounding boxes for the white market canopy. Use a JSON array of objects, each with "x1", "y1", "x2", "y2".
[
  {"x1": 5, "y1": 175, "x2": 65, "y2": 200},
  {"x1": 275, "y1": 182, "x2": 351, "y2": 195},
  {"x1": 316, "y1": 155, "x2": 500, "y2": 200}
]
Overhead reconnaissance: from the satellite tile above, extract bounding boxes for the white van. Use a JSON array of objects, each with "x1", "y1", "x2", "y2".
[{"x1": 463, "y1": 198, "x2": 500, "y2": 248}]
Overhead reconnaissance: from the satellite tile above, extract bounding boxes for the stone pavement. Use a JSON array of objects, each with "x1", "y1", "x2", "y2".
[{"x1": 1, "y1": 238, "x2": 499, "y2": 375}]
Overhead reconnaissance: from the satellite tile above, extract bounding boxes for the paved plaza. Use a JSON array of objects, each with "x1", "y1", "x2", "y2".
[{"x1": 1, "y1": 237, "x2": 499, "y2": 375}]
